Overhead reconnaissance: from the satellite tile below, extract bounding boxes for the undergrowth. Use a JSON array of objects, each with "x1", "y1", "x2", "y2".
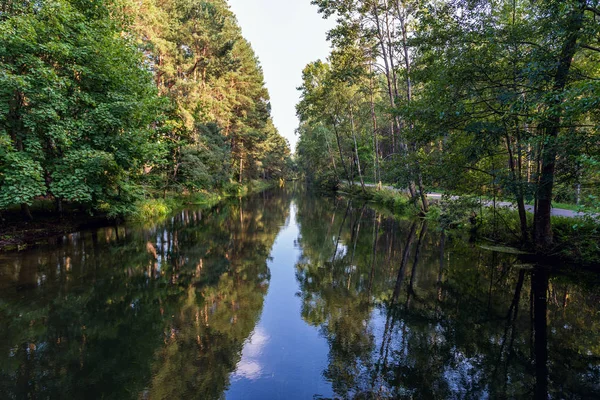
[
  {"x1": 429, "y1": 195, "x2": 600, "y2": 267},
  {"x1": 131, "y1": 180, "x2": 275, "y2": 221}
]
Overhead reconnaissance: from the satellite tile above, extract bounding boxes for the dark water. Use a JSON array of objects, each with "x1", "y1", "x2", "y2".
[{"x1": 0, "y1": 190, "x2": 599, "y2": 399}]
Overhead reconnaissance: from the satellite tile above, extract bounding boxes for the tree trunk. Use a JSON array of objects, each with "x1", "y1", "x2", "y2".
[
  {"x1": 324, "y1": 134, "x2": 339, "y2": 181},
  {"x1": 332, "y1": 118, "x2": 351, "y2": 184},
  {"x1": 398, "y1": 6, "x2": 428, "y2": 212},
  {"x1": 506, "y1": 134, "x2": 529, "y2": 241},
  {"x1": 56, "y1": 198, "x2": 63, "y2": 216},
  {"x1": 532, "y1": 268, "x2": 549, "y2": 400},
  {"x1": 21, "y1": 203, "x2": 33, "y2": 221},
  {"x1": 391, "y1": 221, "x2": 418, "y2": 302},
  {"x1": 416, "y1": 170, "x2": 429, "y2": 213},
  {"x1": 369, "y1": 64, "x2": 381, "y2": 189},
  {"x1": 534, "y1": 3, "x2": 584, "y2": 249},
  {"x1": 371, "y1": 3, "x2": 397, "y2": 150},
  {"x1": 368, "y1": 212, "x2": 379, "y2": 296},
  {"x1": 407, "y1": 221, "x2": 428, "y2": 307},
  {"x1": 350, "y1": 107, "x2": 366, "y2": 193}
]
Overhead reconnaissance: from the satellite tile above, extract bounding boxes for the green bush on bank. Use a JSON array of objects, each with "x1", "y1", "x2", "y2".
[
  {"x1": 553, "y1": 216, "x2": 600, "y2": 265},
  {"x1": 435, "y1": 197, "x2": 600, "y2": 266},
  {"x1": 134, "y1": 198, "x2": 172, "y2": 220},
  {"x1": 478, "y1": 210, "x2": 599, "y2": 266},
  {"x1": 130, "y1": 180, "x2": 275, "y2": 221},
  {"x1": 339, "y1": 183, "x2": 411, "y2": 215},
  {"x1": 371, "y1": 188, "x2": 411, "y2": 214}
]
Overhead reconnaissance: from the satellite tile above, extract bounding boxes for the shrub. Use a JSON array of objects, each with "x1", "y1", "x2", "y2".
[
  {"x1": 369, "y1": 188, "x2": 410, "y2": 215},
  {"x1": 553, "y1": 216, "x2": 600, "y2": 265},
  {"x1": 315, "y1": 171, "x2": 340, "y2": 192},
  {"x1": 134, "y1": 199, "x2": 171, "y2": 220}
]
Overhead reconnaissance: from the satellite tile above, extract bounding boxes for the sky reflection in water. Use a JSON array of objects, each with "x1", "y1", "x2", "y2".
[{"x1": 0, "y1": 189, "x2": 598, "y2": 399}]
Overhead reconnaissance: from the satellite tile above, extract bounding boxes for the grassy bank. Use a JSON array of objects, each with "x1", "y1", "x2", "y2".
[
  {"x1": 132, "y1": 180, "x2": 274, "y2": 220},
  {"x1": 338, "y1": 184, "x2": 413, "y2": 216},
  {"x1": 0, "y1": 180, "x2": 275, "y2": 252},
  {"x1": 339, "y1": 183, "x2": 600, "y2": 268}
]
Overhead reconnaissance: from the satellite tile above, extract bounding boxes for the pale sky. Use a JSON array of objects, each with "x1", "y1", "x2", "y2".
[{"x1": 227, "y1": 0, "x2": 334, "y2": 150}]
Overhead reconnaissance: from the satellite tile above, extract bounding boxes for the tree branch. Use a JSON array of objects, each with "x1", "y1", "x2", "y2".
[
  {"x1": 580, "y1": 43, "x2": 600, "y2": 53},
  {"x1": 584, "y1": 6, "x2": 600, "y2": 17}
]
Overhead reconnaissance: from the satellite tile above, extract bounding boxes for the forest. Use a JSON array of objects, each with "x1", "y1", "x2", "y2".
[
  {"x1": 296, "y1": 0, "x2": 600, "y2": 253},
  {"x1": 0, "y1": 1, "x2": 599, "y2": 397},
  {"x1": 0, "y1": 0, "x2": 291, "y2": 222},
  {"x1": 2, "y1": 0, "x2": 600, "y2": 258}
]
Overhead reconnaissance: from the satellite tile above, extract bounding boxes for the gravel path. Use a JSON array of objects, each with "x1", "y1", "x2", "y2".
[{"x1": 425, "y1": 193, "x2": 585, "y2": 218}]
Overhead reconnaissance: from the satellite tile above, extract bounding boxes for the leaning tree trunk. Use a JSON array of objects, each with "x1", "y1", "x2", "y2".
[
  {"x1": 369, "y1": 64, "x2": 381, "y2": 189},
  {"x1": 398, "y1": 4, "x2": 428, "y2": 213},
  {"x1": 332, "y1": 118, "x2": 352, "y2": 185},
  {"x1": 506, "y1": 133, "x2": 529, "y2": 242},
  {"x1": 532, "y1": 268, "x2": 549, "y2": 400}
]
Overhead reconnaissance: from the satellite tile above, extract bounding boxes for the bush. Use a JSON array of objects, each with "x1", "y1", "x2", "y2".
[
  {"x1": 553, "y1": 216, "x2": 600, "y2": 265},
  {"x1": 434, "y1": 194, "x2": 480, "y2": 229},
  {"x1": 223, "y1": 182, "x2": 245, "y2": 197},
  {"x1": 134, "y1": 199, "x2": 171, "y2": 220},
  {"x1": 188, "y1": 192, "x2": 222, "y2": 208},
  {"x1": 315, "y1": 171, "x2": 340, "y2": 192},
  {"x1": 371, "y1": 189, "x2": 404, "y2": 211}
]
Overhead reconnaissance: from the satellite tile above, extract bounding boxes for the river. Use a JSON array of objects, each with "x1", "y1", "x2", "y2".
[{"x1": 0, "y1": 189, "x2": 598, "y2": 399}]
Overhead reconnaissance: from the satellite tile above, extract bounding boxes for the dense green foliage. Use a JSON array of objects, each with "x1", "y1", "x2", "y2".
[
  {"x1": 0, "y1": 0, "x2": 290, "y2": 219},
  {"x1": 297, "y1": 0, "x2": 600, "y2": 250}
]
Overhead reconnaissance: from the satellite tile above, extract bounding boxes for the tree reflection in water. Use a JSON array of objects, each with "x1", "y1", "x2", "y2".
[
  {"x1": 0, "y1": 190, "x2": 292, "y2": 399},
  {"x1": 0, "y1": 191, "x2": 598, "y2": 399},
  {"x1": 294, "y1": 195, "x2": 600, "y2": 400}
]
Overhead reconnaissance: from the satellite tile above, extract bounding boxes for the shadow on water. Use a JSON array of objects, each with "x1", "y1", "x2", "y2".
[{"x1": 0, "y1": 189, "x2": 598, "y2": 399}]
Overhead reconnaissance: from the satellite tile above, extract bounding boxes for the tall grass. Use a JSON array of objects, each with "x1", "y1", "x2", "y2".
[
  {"x1": 134, "y1": 199, "x2": 172, "y2": 220},
  {"x1": 132, "y1": 180, "x2": 276, "y2": 221}
]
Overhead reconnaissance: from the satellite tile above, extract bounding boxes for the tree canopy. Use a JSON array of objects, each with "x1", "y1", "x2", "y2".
[
  {"x1": 296, "y1": 0, "x2": 600, "y2": 249},
  {"x1": 0, "y1": 0, "x2": 291, "y2": 219}
]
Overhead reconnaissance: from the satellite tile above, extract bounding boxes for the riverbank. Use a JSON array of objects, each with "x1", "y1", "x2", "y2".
[
  {"x1": 0, "y1": 180, "x2": 276, "y2": 252},
  {"x1": 339, "y1": 183, "x2": 600, "y2": 268},
  {"x1": 133, "y1": 180, "x2": 275, "y2": 220},
  {"x1": 347, "y1": 181, "x2": 593, "y2": 219}
]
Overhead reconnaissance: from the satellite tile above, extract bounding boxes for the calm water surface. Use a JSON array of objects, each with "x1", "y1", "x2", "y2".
[{"x1": 0, "y1": 190, "x2": 598, "y2": 399}]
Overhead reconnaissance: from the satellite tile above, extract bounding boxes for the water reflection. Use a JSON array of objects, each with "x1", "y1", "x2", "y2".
[
  {"x1": 0, "y1": 191, "x2": 598, "y2": 399},
  {"x1": 294, "y1": 195, "x2": 600, "y2": 400},
  {"x1": 0, "y1": 190, "x2": 292, "y2": 399},
  {"x1": 226, "y1": 202, "x2": 333, "y2": 399},
  {"x1": 231, "y1": 326, "x2": 270, "y2": 381}
]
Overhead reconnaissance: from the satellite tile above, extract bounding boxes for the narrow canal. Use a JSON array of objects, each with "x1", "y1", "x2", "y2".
[{"x1": 0, "y1": 189, "x2": 598, "y2": 399}]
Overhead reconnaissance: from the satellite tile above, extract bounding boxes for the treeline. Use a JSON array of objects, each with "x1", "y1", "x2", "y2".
[
  {"x1": 296, "y1": 0, "x2": 600, "y2": 249},
  {"x1": 0, "y1": 0, "x2": 291, "y2": 219}
]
